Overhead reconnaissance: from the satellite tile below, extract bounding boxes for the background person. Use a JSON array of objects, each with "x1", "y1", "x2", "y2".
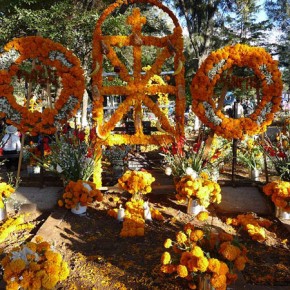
[{"x1": 1, "y1": 125, "x2": 21, "y2": 170}]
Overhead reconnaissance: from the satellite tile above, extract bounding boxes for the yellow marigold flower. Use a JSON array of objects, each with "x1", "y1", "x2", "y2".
[
  {"x1": 176, "y1": 264, "x2": 188, "y2": 278},
  {"x1": 176, "y1": 231, "x2": 187, "y2": 244},
  {"x1": 191, "y1": 246, "x2": 203, "y2": 258},
  {"x1": 164, "y1": 238, "x2": 172, "y2": 248},
  {"x1": 59, "y1": 261, "x2": 70, "y2": 280},
  {"x1": 161, "y1": 251, "x2": 171, "y2": 265},
  {"x1": 41, "y1": 273, "x2": 59, "y2": 289},
  {"x1": 196, "y1": 211, "x2": 209, "y2": 221},
  {"x1": 208, "y1": 258, "x2": 221, "y2": 273},
  {"x1": 197, "y1": 256, "x2": 209, "y2": 272}
]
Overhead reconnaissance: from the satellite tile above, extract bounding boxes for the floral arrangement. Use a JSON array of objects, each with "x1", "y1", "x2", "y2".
[
  {"x1": 58, "y1": 180, "x2": 103, "y2": 210},
  {"x1": 0, "y1": 36, "x2": 85, "y2": 135},
  {"x1": 160, "y1": 137, "x2": 207, "y2": 179},
  {"x1": 175, "y1": 173, "x2": 222, "y2": 208},
  {"x1": 237, "y1": 136, "x2": 264, "y2": 170},
  {"x1": 1, "y1": 236, "x2": 70, "y2": 289},
  {"x1": 226, "y1": 213, "x2": 273, "y2": 242},
  {"x1": 262, "y1": 180, "x2": 290, "y2": 212},
  {"x1": 34, "y1": 127, "x2": 97, "y2": 184},
  {"x1": 91, "y1": 0, "x2": 185, "y2": 147},
  {"x1": 108, "y1": 199, "x2": 164, "y2": 237},
  {"x1": 0, "y1": 214, "x2": 34, "y2": 243},
  {"x1": 191, "y1": 44, "x2": 283, "y2": 140},
  {"x1": 0, "y1": 182, "x2": 15, "y2": 208},
  {"x1": 261, "y1": 128, "x2": 290, "y2": 181},
  {"x1": 103, "y1": 144, "x2": 131, "y2": 164},
  {"x1": 118, "y1": 170, "x2": 155, "y2": 198},
  {"x1": 160, "y1": 223, "x2": 248, "y2": 289}
]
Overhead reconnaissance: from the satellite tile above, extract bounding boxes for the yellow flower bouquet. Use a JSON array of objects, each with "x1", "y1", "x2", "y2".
[
  {"x1": 1, "y1": 236, "x2": 70, "y2": 290},
  {"x1": 161, "y1": 223, "x2": 248, "y2": 289},
  {"x1": 58, "y1": 180, "x2": 103, "y2": 210},
  {"x1": 0, "y1": 182, "x2": 15, "y2": 209},
  {"x1": 175, "y1": 173, "x2": 221, "y2": 208},
  {"x1": 118, "y1": 170, "x2": 155, "y2": 199},
  {"x1": 262, "y1": 180, "x2": 290, "y2": 212}
]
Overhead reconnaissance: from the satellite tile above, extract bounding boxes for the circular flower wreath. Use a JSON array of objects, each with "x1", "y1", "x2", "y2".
[
  {"x1": 0, "y1": 36, "x2": 85, "y2": 135},
  {"x1": 191, "y1": 44, "x2": 283, "y2": 140}
]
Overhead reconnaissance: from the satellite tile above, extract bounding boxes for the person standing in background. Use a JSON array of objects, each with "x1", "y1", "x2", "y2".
[{"x1": 1, "y1": 125, "x2": 21, "y2": 170}]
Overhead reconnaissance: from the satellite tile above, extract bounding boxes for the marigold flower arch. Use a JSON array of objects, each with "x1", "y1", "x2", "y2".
[
  {"x1": 0, "y1": 36, "x2": 85, "y2": 135},
  {"x1": 91, "y1": 0, "x2": 186, "y2": 187},
  {"x1": 91, "y1": 0, "x2": 186, "y2": 147},
  {"x1": 191, "y1": 44, "x2": 283, "y2": 140}
]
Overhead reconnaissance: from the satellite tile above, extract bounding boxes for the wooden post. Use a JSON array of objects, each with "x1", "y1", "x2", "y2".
[{"x1": 231, "y1": 101, "x2": 238, "y2": 186}]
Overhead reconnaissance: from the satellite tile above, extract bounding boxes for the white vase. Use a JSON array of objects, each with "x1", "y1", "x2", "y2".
[
  {"x1": 249, "y1": 168, "x2": 260, "y2": 181},
  {"x1": 0, "y1": 204, "x2": 7, "y2": 222},
  {"x1": 187, "y1": 199, "x2": 205, "y2": 215},
  {"x1": 71, "y1": 203, "x2": 87, "y2": 215},
  {"x1": 275, "y1": 206, "x2": 290, "y2": 220}
]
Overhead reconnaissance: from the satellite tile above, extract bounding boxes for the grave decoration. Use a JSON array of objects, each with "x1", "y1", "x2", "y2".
[
  {"x1": 191, "y1": 44, "x2": 283, "y2": 140},
  {"x1": 107, "y1": 169, "x2": 164, "y2": 237},
  {"x1": 161, "y1": 222, "x2": 248, "y2": 290},
  {"x1": 91, "y1": 0, "x2": 186, "y2": 186},
  {"x1": 0, "y1": 36, "x2": 85, "y2": 135},
  {"x1": 1, "y1": 236, "x2": 70, "y2": 290}
]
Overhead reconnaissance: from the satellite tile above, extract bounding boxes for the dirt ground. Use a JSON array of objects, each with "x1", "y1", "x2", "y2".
[
  {"x1": 1, "y1": 166, "x2": 290, "y2": 289},
  {"x1": 1, "y1": 185, "x2": 290, "y2": 289}
]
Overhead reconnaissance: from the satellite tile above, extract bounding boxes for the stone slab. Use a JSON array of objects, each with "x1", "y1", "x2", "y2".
[
  {"x1": 6, "y1": 186, "x2": 63, "y2": 214},
  {"x1": 215, "y1": 186, "x2": 273, "y2": 215}
]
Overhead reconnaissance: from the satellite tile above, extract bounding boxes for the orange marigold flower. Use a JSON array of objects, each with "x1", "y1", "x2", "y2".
[
  {"x1": 208, "y1": 258, "x2": 221, "y2": 273},
  {"x1": 176, "y1": 264, "x2": 188, "y2": 278}
]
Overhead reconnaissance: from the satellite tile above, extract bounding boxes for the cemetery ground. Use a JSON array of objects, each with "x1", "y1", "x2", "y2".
[{"x1": 1, "y1": 166, "x2": 290, "y2": 289}]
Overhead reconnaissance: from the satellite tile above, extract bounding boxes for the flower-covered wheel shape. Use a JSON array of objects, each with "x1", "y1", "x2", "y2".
[
  {"x1": 191, "y1": 44, "x2": 283, "y2": 140},
  {"x1": 0, "y1": 36, "x2": 85, "y2": 134}
]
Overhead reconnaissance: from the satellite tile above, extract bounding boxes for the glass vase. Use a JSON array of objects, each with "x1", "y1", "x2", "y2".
[
  {"x1": 275, "y1": 206, "x2": 290, "y2": 220},
  {"x1": 198, "y1": 274, "x2": 215, "y2": 290},
  {"x1": 0, "y1": 203, "x2": 7, "y2": 222},
  {"x1": 249, "y1": 168, "x2": 260, "y2": 181}
]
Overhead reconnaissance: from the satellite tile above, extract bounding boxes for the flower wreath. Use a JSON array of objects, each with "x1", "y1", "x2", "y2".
[
  {"x1": 92, "y1": 0, "x2": 185, "y2": 146},
  {"x1": 0, "y1": 36, "x2": 85, "y2": 135},
  {"x1": 191, "y1": 44, "x2": 283, "y2": 140}
]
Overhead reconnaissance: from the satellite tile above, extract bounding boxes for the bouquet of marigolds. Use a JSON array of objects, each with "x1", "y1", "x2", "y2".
[
  {"x1": 58, "y1": 180, "x2": 103, "y2": 209},
  {"x1": 0, "y1": 182, "x2": 15, "y2": 208},
  {"x1": 1, "y1": 236, "x2": 70, "y2": 290},
  {"x1": 175, "y1": 173, "x2": 222, "y2": 208},
  {"x1": 118, "y1": 170, "x2": 155, "y2": 199},
  {"x1": 161, "y1": 223, "x2": 248, "y2": 290},
  {"x1": 262, "y1": 180, "x2": 290, "y2": 212}
]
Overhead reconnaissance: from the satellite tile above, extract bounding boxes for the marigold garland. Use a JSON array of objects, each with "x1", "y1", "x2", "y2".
[
  {"x1": 263, "y1": 180, "x2": 290, "y2": 212},
  {"x1": 1, "y1": 236, "x2": 70, "y2": 289},
  {"x1": 0, "y1": 36, "x2": 85, "y2": 135},
  {"x1": 191, "y1": 44, "x2": 283, "y2": 140},
  {"x1": 0, "y1": 182, "x2": 15, "y2": 208},
  {"x1": 92, "y1": 0, "x2": 185, "y2": 146},
  {"x1": 0, "y1": 214, "x2": 34, "y2": 243}
]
